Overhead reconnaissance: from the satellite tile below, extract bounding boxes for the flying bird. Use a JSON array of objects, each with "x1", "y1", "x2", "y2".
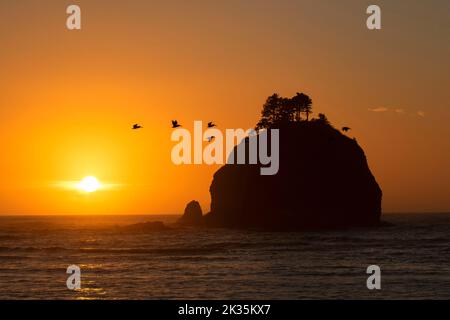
[
  {"x1": 207, "y1": 122, "x2": 216, "y2": 128},
  {"x1": 172, "y1": 120, "x2": 181, "y2": 128},
  {"x1": 132, "y1": 124, "x2": 143, "y2": 130},
  {"x1": 342, "y1": 127, "x2": 351, "y2": 132},
  {"x1": 206, "y1": 136, "x2": 215, "y2": 142}
]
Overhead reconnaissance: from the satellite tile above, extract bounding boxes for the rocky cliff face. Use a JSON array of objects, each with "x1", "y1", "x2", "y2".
[{"x1": 204, "y1": 122, "x2": 382, "y2": 230}]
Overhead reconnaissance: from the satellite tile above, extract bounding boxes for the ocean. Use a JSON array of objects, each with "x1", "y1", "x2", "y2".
[{"x1": 0, "y1": 213, "x2": 449, "y2": 300}]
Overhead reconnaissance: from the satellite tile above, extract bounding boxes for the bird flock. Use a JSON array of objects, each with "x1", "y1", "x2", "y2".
[
  {"x1": 133, "y1": 121, "x2": 351, "y2": 140},
  {"x1": 132, "y1": 120, "x2": 218, "y2": 142}
]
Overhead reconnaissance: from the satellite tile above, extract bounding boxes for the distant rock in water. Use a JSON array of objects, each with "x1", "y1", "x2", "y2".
[
  {"x1": 204, "y1": 121, "x2": 382, "y2": 230},
  {"x1": 119, "y1": 221, "x2": 168, "y2": 232},
  {"x1": 178, "y1": 200, "x2": 203, "y2": 226}
]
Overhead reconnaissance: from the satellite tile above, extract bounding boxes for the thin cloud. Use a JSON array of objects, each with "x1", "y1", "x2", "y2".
[
  {"x1": 368, "y1": 107, "x2": 388, "y2": 112},
  {"x1": 368, "y1": 107, "x2": 427, "y2": 119},
  {"x1": 417, "y1": 111, "x2": 426, "y2": 117}
]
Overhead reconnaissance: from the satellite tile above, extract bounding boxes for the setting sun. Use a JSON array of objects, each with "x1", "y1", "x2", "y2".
[{"x1": 78, "y1": 176, "x2": 101, "y2": 193}]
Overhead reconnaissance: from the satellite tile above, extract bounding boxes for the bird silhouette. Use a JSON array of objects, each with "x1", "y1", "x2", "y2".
[
  {"x1": 207, "y1": 122, "x2": 216, "y2": 128},
  {"x1": 342, "y1": 127, "x2": 351, "y2": 132},
  {"x1": 206, "y1": 136, "x2": 215, "y2": 142},
  {"x1": 172, "y1": 120, "x2": 181, "y2": 128},
  {"x1": 132, "y1": 124, "x2": 143, "y2": 130}
]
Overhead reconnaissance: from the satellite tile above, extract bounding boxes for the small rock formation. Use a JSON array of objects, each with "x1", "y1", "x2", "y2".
[
  {"x1": 204, "y1": 121, "x2": 382, "y2": 230},
  {"x1": 178, "y1": 200, "x2": 203, "y2": 226}
]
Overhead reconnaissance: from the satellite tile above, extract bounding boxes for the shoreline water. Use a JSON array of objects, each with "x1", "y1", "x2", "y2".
[{"x1": 0, "y1": 213, "x2": 449, "y2": 299}]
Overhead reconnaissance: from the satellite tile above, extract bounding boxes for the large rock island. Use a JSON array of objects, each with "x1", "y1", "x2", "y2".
[
  {"x1": 204, "y1": 121, "x2": 382, "y2": 230},
  {"x1": 179, "y1": 92, "x2": 383, "y2": 230}
]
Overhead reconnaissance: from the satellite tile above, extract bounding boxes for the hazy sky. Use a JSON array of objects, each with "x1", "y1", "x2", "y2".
[{"x1": 0, "y1": 0, "x2": 449, "y2": 214}]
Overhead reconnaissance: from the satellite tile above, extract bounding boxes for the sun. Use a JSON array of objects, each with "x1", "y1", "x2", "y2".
[{"x1": 78, "y1": 176, "x2": 101, "y2": 193}]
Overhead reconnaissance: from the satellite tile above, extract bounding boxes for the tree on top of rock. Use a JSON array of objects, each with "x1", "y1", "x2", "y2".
[
  {"x1": 256, "y1": 92, "x2": 314, "y2": 130},
  {"x1": 315, "y1": 113, "x2": 330, "y2": 125},
  {"x1": 291, "y1": 92, "x2": 313, "y2": 122}
]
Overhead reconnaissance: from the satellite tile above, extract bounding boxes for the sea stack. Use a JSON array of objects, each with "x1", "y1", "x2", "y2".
[
  {"x1": 204, "y1": 121, "x2": 382, "y2": 230},
  {"x1": 178, "y1": 200, "x2": 204, "y2": 226}
]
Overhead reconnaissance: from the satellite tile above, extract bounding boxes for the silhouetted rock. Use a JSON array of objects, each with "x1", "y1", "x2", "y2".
[
  {"x1": 204, "y1": 121, "x2": 382, "y2": 230},
  {"x1": 178, "y1": 200, "x2": 203, "y2": 226},
  {"x1": 119, "y1": 221, "x2": 168, "y2": 232}
]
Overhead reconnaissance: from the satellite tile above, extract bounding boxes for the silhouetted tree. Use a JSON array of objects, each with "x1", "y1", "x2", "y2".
[
  {"x1": 256, "y1": 94, "x2": 291, "y2": 130},
  {"x1": 256, "y1": 92, "x2": 313, "y2": 130},
  {"x1": 291, "y1": 92, "x2": 313, "y2": 121},
  {"x1": 316, "y1": 113, "x2": 330, "y2": 125}
]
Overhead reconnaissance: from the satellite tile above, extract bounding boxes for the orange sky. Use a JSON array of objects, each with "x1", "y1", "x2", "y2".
[{"x1": 0, "y1": 0, "x2": 449, "y2": 214}]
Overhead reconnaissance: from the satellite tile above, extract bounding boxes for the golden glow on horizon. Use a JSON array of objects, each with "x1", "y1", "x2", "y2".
[{"x1": 0, "y1": 1, "x2": 449, "y2": 214}]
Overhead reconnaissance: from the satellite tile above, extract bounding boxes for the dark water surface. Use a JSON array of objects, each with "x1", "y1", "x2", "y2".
[{"x1": 0, "y1": 213, "x2": 449, "y2": 299}]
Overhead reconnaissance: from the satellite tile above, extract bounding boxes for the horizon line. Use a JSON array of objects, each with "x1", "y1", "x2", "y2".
[{"x1": 0, "y1": 212, "x2": 450, "y2": 217}]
